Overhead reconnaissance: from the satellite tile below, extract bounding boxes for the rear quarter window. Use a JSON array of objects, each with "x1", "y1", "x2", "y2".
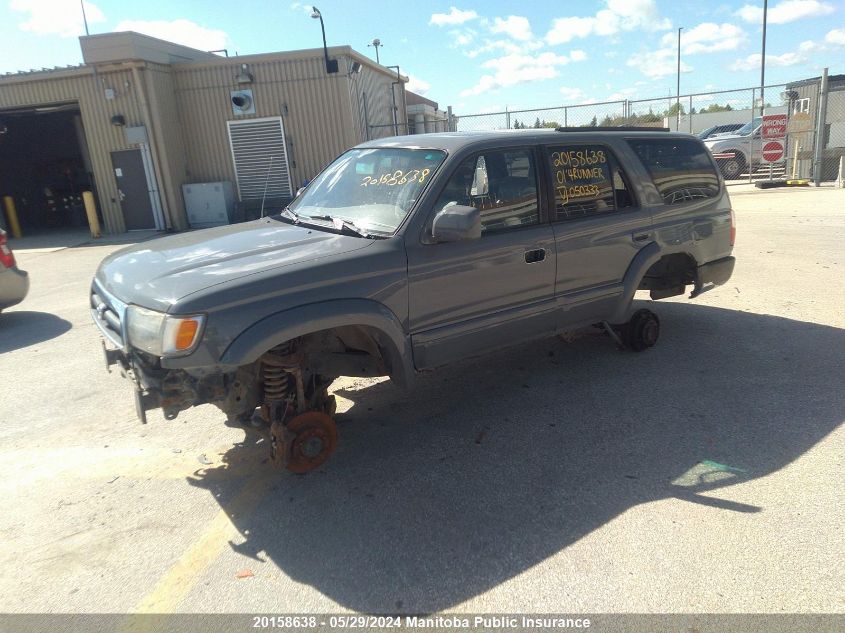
[{"x1": 627, "y1": 138, "x2": 720, "y2": 205}]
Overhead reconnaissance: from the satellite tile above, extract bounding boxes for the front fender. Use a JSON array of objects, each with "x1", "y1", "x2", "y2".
[{"x1": 220, "y1": 299, "x2": 415, "y2": 389}]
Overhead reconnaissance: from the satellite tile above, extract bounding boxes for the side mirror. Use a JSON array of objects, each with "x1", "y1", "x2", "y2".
[{"x1": 432, "y1": 204, "x2": 482, "y2": 242}]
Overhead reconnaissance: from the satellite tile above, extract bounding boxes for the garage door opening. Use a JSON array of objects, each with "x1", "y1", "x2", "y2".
[{"x1": 0, "y1": 103, "x2": 99, "y2": 236}]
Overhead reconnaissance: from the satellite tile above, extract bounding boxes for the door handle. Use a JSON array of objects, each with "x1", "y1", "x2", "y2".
[
  {"x1": 632, "y1": 232, "x2": 651, "y2": 243},
  {"x1": 524, "y1": 248, "x2": 546, "y2": 264}
]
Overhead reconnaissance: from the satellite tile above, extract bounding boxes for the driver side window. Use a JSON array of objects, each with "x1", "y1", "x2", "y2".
[{"x1": 433, "y1": 149, "x2": 539, "y2": 233}]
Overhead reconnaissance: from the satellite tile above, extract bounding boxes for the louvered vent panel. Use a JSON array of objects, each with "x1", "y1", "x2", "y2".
[{"x1": 227, "y1": 117, "x2": 293, "y2": 200}]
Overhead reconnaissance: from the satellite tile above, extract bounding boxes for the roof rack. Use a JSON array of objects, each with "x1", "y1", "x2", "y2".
[{"x1": 554, "y1": 126, "x2": 670, "y2": 132}]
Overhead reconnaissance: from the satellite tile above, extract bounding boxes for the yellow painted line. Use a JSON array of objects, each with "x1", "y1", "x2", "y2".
[{"x1": 126, "y1": 472, "x2": 274, "y2": 619}]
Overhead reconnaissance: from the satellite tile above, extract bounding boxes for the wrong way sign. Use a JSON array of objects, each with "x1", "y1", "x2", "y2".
[
  {"x1": 761, "y1": 139, "x2": 785, "y2": 163},
  {"x1": 762, "y1": 114, "x2": 787, "y2": 139}
]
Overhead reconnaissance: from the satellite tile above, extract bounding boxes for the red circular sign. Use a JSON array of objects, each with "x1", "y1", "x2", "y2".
[{"x1": 762, "y1": 140, "x2": 784, "y2": 162}]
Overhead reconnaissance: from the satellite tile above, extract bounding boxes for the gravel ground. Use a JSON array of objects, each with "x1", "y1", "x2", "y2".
[{"x1": 0, "y1": 185, "x2": 842, "y2": 616}]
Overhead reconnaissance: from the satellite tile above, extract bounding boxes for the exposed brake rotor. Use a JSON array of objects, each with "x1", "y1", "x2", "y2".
[{"x1": 270, "y1": 410, "x2": 338, "y2": 473}]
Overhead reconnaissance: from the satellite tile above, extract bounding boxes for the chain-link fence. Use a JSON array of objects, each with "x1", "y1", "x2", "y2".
[{"x1": 441, "y1": 77, "x2": 844, "y2": 185}]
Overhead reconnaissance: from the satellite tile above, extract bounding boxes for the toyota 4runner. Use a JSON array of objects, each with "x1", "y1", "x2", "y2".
[{"x1": 91, "y1": 129, "x2": 735, "y2": 472}]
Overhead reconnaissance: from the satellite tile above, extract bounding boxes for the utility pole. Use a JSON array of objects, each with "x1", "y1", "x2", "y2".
[
  {"x1": 676, "y1": 27, "x2": 683, "y2": 131},
  {"x1": 760, "y1": 0, "x2": 768, "y2": 118}
]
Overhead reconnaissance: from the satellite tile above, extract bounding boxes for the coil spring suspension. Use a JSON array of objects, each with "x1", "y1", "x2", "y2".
[
  {"x1": 262, "y1": 343, "x2": 290, "y2": 403},
  {"x1": 262, "y1": 342, "x2": 294, "y2": 424}
]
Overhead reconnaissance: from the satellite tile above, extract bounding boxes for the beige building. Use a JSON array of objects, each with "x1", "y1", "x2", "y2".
[{"x1": 0, "y1": 32, "x2": 408, "y2": 235}]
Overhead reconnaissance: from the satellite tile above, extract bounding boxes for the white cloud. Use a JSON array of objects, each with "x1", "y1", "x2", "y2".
[
  {"x1": 465, "y1": 38, "x2": 544, "y2": 58},
  {"x1": 627, "y1": 48, "x2": 693, "y2": 78},
  {"x1": 461, "y1": 51, "x2": 586, "y2": 96},
  {"x1": 729, "y1": 51, "x2": 804, "y2": 71},
  {"x1": 10, "y1": 0, "x2": 105, "y2": 37},
  {"x1": 559, "y1": 87, "x2": 585, "y2": 101},
  {"x1": 661, "y1": 22, "x2": 746, "y2": 54},
  {"x1": 452, "y1": 28, "x2": 477, "y2": 46},
  {"x1": 736, "y1": 0, "x2": 834, "y2": 24},
  {"x1": 430, "y1": 7, "x2": 478, "y2": 26},
  {"x1": 406, "y1": 74, "x2": 431, "y2": 96},
  {"x1": 546, "y1": 0, "x2": 671, "y2": 45},
  {"x1": 289, "y1": 2, "x2": 315, "y2": 16},
  {"x1": 114, "y1": 19, "x2": 228, "y2": 50},
  {"x1": 490, "y1": 16, "x2": 533, "y2": 41},
  {"x1": 570, "y1": 49, "x2": 588, "y2": 61},
  {"x1": 826, "y1": 28, "x2": 845, "y2": 45}
]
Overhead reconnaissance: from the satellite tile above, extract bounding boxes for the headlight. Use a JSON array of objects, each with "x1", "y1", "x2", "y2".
[{"x1": 125, "y1": 306, "x2": 205, "y2": 357}]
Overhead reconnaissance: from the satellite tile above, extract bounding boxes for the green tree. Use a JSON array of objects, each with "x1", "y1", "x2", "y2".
[
  {"x1": 702, "y1": 103, "x2": 733, "y2": 113},
  {"x1": 533, "y1": 117, "x2": 542, "y2": 128},
  {"x1": 665, "y1": 102, "x2": 686, "y2": 117}
]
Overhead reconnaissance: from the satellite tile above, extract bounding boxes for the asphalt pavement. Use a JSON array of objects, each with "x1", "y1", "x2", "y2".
[{"x1": 0, "y1": 185, "x2": 842, "y2": 615}]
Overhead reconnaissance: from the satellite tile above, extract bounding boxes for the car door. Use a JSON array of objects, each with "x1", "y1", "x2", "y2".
[
  {"x1": 405, "y1": 146, "x2": 556, "y2": 370},
  {"x1": 542, "y1": 141, "x2": 655, "y2": 329}
]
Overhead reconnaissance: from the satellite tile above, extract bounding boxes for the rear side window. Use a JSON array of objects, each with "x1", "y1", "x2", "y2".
[
  {"x1": 627, "y1": 138, "x2": 719, "y2": 205},
  {"x1": 545, "y1": 145, "x2": 634, "y2": 221}
]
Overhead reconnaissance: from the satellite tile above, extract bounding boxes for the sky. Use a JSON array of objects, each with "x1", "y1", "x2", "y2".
[{"x1": 2, "y1": 0, "x2": 844, "y2": 115}]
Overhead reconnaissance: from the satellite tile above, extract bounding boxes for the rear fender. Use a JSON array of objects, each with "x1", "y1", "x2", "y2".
[{"x1": 608, "y1": 243, "x2": 664, "y2": 324}]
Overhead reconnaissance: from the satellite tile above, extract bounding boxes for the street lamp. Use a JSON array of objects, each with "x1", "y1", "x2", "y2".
[
  {"x1": 310, "y1": 6, "x2": 338, "y2": 74},
  {"x1": 676, "y1": 27, "x2": 683, "y2": 131},
  {"x1": 368, "y1": 38, "x2": 382, "y2": 64},
  {"x1": 760, "y1": 0, "x2": 768, "y2": 118}
]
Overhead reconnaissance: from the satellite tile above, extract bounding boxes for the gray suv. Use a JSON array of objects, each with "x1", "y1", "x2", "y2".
[{"x1": 91, "y1": 129, "x2": 735, "y2": 472}]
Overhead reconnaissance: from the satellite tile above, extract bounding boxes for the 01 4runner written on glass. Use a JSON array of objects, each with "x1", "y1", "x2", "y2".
[{"x1": 550, "y1": 148, "x2": 610, "y2": 205}]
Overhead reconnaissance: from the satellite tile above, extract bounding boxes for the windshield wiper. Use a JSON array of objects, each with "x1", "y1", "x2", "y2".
[
  {"x1": 300, "y1": 214, "x2": 378, "y2": 239},
  {"x1": 279, "y1": 207, "x2": 300, "y2": 223}
]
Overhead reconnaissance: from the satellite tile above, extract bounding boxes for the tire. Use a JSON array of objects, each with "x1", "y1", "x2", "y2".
[
  {"x1": 719, "y1": 153, "x2": 746, "y2": 180},
  {"x1": 623, "y1": 309, "x2": 660, "y2": 352}
]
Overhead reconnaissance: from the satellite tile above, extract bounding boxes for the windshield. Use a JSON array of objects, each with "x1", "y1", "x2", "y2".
[
  {"x1": 288, "y1": 148, "x2": 447, "y2": 234},
  {"x1": 735, "y1": 117, "x2": 762, "y2": 136}
]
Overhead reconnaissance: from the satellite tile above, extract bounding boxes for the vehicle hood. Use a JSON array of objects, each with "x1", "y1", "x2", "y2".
[
  {"x1": 705, "y1": 134, "x2": 748, "y2": 147},
  {"x1": 95, "y1": 218, "x2": 376, "y2": 312}
]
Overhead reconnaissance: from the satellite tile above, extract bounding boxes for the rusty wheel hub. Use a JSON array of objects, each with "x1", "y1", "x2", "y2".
[{"x1": 270, "y1": 411, "x2": 338, "y2": 473}]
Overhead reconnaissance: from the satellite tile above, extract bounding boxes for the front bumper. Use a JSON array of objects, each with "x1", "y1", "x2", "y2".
[{"x1": 0, "y1": 266, "x2": 29, "y2": 310}]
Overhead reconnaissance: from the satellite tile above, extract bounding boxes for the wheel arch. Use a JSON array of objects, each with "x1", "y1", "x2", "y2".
[
  {"x1": 220, "y1": 299, "x2": 415, "y2": 388},
  {"x1": 609, "y1": 244, "x2": 699, "y2": 323}
]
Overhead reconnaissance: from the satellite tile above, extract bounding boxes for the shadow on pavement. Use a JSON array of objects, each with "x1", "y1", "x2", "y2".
[
  {"x1": 0, "y1": 310, "x2": 72, "y2": 353},
  {"x1": 187, "y1": 302, "x2": 845, "y2": 613}
]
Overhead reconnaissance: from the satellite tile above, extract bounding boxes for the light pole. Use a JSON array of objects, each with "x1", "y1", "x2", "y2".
[
  {"x1": 760, "y1": 0, "x2": 768, "y2": 118},
  {"x1": 310, "y1": 6, "x2": 338, "y2": 74},
  {"x1": 676, "y1": 27, "x2": 683, "y2": 131},
  {"x1": 368, "y1": 38, "x2": 382, "y2": 64}
]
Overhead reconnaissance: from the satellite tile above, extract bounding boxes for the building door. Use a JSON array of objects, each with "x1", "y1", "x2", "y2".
[{"x1": 111, "y1": 149, "x2": 155, "y2": 230}]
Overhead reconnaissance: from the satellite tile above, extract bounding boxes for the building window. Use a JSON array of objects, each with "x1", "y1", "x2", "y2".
[
  {"x1": 433, "y1": 149, "x2": 539, "y2": 232},
  {"x1": 628, "y1": 138, "x2": 719, "y2": 205},
  {"x1": 546, "y1": 145, "x2": 634, "y2": 220},
  {"x1": 793, "y1": 97, "x2": 810, "y2": 114}
]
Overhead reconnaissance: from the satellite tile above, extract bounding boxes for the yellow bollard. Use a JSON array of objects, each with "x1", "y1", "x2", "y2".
[
  {"x1": 2, "y1": 196, "x2": 22, "y2": 239},
  {"x1": 82, "y1": 191, "x2": 101, "y2": 238}
]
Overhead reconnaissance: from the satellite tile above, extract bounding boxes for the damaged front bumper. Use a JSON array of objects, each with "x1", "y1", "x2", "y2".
[
  {"x1": 100, "y1": 339, "x2": 230, "y2": 423},
  {"x1": 92, "y1": 281, "x2": 230, "y2": 423}
]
